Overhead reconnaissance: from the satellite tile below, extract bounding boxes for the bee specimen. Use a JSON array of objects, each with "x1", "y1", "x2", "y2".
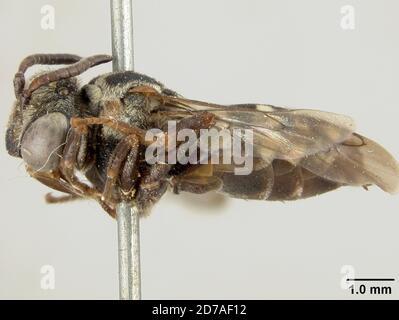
[{"x1": 6, "y1": 53, "x2": 399, "y2": 217}]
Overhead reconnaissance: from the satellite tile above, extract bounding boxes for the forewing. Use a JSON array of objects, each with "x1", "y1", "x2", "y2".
[
  {"x1": 151, "y1": 94, "x2": 399, "y2": 196},
  {"x1": 301, "y1": 134, "x2": 399, "y2": 194},
  {"x1": 154, "y1": 97, "x2": 356, "y2": 164}
]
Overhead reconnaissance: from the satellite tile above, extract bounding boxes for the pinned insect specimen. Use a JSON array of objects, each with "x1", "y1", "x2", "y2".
[{"x1": 6, "y1": 53, "x2": 399, "y2": 217}]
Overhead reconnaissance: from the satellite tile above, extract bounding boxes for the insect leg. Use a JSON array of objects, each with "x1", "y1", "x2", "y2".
[
  {"x1": 58, "y1": 127, "x2": 116, "y2": 217},
  {"x1": 45, "y1": 192, "x2": 81, "y2": 204},
  {"x1": 102, "y1": 134, "x2": 140, "y2": 204},
  {"x1": 71, "y1": 117, "x2": 146, "y2": 142},
  {"x1": 135, "y1": 112, "x2": 216, "y2": 213},
  {"x1": 71, "y1": 112, "x2": 216, "y2": 214},
  {"x1": 70, "y1": 112, "x2": 215, "y2": 147},
  {"x1": 28, "y1": 167, "x2": 80, "y2": 196},
  {"x1": 170, "y1": 175, "x2": 222, "y2": 194},
  {"x1": 168, "y1": 164, "x2": 223, "y2": 194},
  {"x1": 134, "y1": 163, "x2": 171, "y2": 214},
  {"x1": 120, "y1": 140, "x2": 140, "y2": 196},
  {"x1": 59, "y1": 129, "x2": 99, "y2": 197},
  {"x1": 26, "y1": 167, "x2": 87, "y2": 207}
]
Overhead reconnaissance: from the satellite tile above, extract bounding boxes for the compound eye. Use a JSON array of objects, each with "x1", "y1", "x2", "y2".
[{"x1": 21, "y1": 112, "x2": 69, "y2": 172}]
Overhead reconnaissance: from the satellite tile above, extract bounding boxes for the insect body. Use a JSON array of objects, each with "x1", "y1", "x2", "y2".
[{"x1": 6, "y1": 54, "x2": 399, "y2": 217}]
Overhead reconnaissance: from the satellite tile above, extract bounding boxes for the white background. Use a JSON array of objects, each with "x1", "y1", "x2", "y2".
[{"x1": 0, "y1": 0, "x2": 398, "y2": 299}]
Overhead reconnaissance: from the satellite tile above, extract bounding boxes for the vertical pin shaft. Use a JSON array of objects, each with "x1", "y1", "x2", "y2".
[{"x1": 110, "y1": 0, "x2": 141, "y2": 300}]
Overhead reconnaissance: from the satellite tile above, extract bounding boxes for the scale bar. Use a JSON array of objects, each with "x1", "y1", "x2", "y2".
[{"x1": 346, "y1": 278, "x2": 395, "y2": 282}]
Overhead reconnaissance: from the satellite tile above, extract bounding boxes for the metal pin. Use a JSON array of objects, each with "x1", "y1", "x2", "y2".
[
  {"x1": 110, "y1": 0, "x2": 141, "y2": 300},
  {"x1": 110, "y1": 0, "x2": 134, "y2": 72},
  {"x1": 116, "y1": 202, "x2": 141, "y2": 300}
]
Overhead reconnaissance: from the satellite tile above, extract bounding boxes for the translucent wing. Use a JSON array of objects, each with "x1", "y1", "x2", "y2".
[
  {"x1": 153, "y1": 98, "x2": 356, "y2": 163},
  {"x1": 300, "y1": 134, "x2": 399, "y2": 194},
  {"x1": 147, "y1": 92, "x2": 399, "y2": 199}
]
